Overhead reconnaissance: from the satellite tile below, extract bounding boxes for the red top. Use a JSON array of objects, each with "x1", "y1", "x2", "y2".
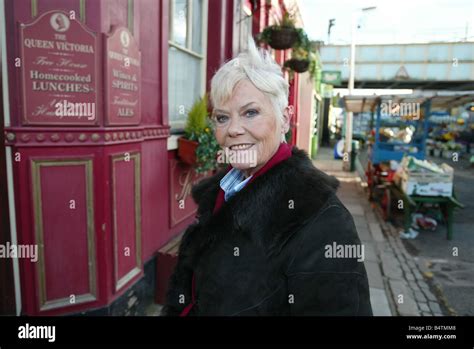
[{"x1": 180, "y1": 142, "x2": 293, "y2": 316}]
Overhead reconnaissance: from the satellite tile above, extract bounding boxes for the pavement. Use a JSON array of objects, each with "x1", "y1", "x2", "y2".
[{"x1": 313, "y1": 146, "x2": 446, "y2": 316}]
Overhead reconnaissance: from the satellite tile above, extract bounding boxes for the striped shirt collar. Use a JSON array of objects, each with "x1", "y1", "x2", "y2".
[{"x1": 219, "y1": 168, "x2": 253, "y2": 202}]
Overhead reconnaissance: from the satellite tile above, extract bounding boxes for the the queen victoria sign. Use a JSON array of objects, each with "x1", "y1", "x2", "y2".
[{"x1": 20, "y1": 11, "x2": 99, "y2": 125}]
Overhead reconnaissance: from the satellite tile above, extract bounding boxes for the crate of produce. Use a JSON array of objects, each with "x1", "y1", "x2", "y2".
[{"x1": 396, "y1": 156, "x2": 454, "y2": 197}]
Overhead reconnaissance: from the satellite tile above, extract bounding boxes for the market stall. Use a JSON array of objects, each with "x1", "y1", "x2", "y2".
[{"x1": 342, "y1": 91, "x2": 473, "y2": 240}]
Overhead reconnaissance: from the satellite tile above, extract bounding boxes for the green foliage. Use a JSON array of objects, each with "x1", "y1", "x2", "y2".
[
  {"x1": 280, "y1": 12, "x2": 296, "y2": 28},
  {"x1": 184, "y1": 95, "x2": 208, "y2": 141},
  {"x1": 291, "y1": 45, "x2": 309, "y2": 60},
  {"x1": 294, "y1": 28, "x2": 311, "y2": 53},
  {"x1": 195, "y1": 123, "x2": 221, "y2": 174},
  {"x1": 257, "y1": 27, "x2": 272, "y2": 45},
  {"x1": 308, "y1": 51, "x2": 319, "y2": 81}
]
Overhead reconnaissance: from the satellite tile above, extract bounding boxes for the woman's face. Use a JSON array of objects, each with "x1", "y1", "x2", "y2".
[{"x1": 212, "y1": 79, "x2": 290, "y2": 176}]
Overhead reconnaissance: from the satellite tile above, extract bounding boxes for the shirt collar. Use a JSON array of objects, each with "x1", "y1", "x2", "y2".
[{"x1": 219, "y1": 168, "x2": 252, "y2": 202}]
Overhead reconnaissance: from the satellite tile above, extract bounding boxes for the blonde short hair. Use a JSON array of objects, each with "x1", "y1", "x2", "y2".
[{"x1": 210, "y1": 37, "x2": 289, "y2": 125}]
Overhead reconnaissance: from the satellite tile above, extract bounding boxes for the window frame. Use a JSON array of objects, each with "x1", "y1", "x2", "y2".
[
  {"x1": 168, "y1": 0, "x2": 208, "y2": 137},
  {"x1": 232, "y1": 0, "x2": 254, "y2": 56}
]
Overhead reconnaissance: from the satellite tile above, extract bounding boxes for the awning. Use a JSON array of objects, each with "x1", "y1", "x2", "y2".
[{"x1": 341, "y1": 91, "x2": 474, "y2": 113}]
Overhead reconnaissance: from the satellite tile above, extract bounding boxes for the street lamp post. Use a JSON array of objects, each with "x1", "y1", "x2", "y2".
[
  {"x1": 343, "y1": 6, "x2": 376, "y2": 171},
  {"x1": 328, "y1": 18, "x2": 335, "y2": 44}
]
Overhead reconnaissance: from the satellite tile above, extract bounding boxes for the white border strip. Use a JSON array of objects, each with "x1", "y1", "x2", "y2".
[
  {"x1": 5, "y1": 148, "x2": 22, "y2": 315},
  {"x1": 1, "y1": 0, "x2": 22, "y2": 315},
  {"x1": 200, "y1": 0, "x2": 208, "y2": 94}
]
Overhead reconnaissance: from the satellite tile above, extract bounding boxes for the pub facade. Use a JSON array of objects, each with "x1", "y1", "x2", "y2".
[{"x1": 0, "y1": 0, "x2": 314, "y2": 315}]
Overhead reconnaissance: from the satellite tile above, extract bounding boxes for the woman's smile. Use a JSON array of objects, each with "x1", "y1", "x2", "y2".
[{"x1": 228, "y1": 143, "x2": 254, "y2": 151}]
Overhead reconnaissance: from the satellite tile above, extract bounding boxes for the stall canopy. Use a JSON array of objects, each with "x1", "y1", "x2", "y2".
[{"x1": 341, "y1": 91, "x2": 474, "y2": 113}]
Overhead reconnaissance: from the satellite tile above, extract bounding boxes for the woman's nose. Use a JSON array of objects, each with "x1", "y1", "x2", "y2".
[{"x1": 227, "y1": 116, "x2": 245, "y2": 137}]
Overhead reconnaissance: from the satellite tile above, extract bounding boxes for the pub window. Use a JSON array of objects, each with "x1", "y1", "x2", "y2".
[{"x1": 168, "y1": 0, "x2": 208, "y2": 131}]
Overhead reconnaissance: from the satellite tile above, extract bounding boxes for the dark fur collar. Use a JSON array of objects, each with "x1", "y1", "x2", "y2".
[{"x1": 189, "y1": 147, "x2": 340, "y2": 256}]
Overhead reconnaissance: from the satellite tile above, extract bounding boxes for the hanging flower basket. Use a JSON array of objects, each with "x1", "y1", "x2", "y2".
[
  {"x1": 178, "y1": 137, "x2": 198, "y2": 166},
  {"x1": 268, "y1": 27, "x2": 298, "y2": 50},
  {"x1": 284, "y1": 58, "x2": 310, "y2": 73}
]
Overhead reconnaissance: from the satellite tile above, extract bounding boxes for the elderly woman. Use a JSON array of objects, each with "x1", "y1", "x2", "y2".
[{"x1": 162, "y1": 39, "x2": 372, "y2": 316}]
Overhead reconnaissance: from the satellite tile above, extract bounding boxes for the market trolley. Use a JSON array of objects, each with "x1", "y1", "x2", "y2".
[
  {"x1": 387, "y1": 185, "x2": 464, "y2": 240},
  {"x1": 342, "y1": 92, "x2": 472, "y2": 239}
]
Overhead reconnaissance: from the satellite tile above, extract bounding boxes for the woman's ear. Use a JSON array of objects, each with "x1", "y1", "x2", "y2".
[{"x1": 281, "y1": 106, "x2": 292, "y2": 134}]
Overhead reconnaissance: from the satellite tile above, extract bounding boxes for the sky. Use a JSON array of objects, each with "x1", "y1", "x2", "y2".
[{"x1": 298, "y1": 0, "x2": 474, "y2": 45}]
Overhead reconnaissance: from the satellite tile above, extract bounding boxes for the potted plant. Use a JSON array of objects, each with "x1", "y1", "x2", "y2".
[
  {"x1": 258, "y1": 13, "x2": 298, "y2": 50},
  {"x1": 178, "y1": 95, "x2": 221, "y2": 173},
  {"x1": 177, "y1": 96, "x2": 207, "y2": 166},
  {"x1": 284, "y1": 46, "x2": 310, "y2": 72}
]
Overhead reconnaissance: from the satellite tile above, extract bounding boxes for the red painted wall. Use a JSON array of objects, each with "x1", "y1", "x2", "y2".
[
  {"x1": 206, "y1": 0, "x2": 234, "y2": 93},
  {"x1": 4, "y1": 0, "x2": 172, "y2": 315}
]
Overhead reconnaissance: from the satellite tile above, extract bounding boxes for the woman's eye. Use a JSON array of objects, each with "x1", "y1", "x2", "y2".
[
  {"x1": 245, "y1": 109, "x2": 258, "y2": 117},
  {"x1": 215, "y1": 115, "x2": 229, "y2": 124}
]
